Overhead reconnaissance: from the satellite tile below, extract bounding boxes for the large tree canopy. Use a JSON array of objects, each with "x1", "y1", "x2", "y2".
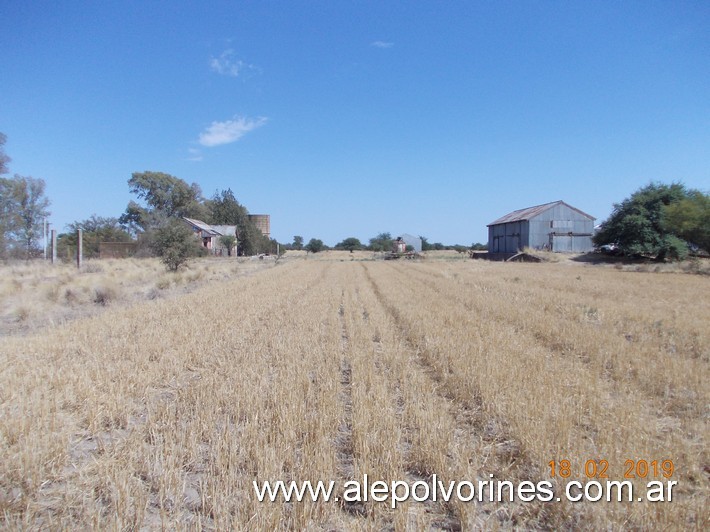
[
  {"x1": 335, "y1": 237, "x2": 362, "y2": 252},
  {"x1": 209, "y1": 188, "x2": 249, "y2": 226},
  {"x1": 593, "y1": 182, "x2": 701, "y2": 260},
  {"x1": 368, "y1": 232, "x2": 393, "y2": 252},
  {"x1": 662, "y1": 190, "x2": 710, "y2": 254},
  {"x1": 305, "y1": 238, "x2": 325, "y2": 254},
  {"x1": 120, "y1": 171, "x2": 208, "y2": 231}
]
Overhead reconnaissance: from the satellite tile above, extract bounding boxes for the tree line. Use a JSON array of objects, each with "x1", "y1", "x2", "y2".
[
  {"x1": 64, "y1": 172, "x2": 277, "y2": 269},
  {"x1": 0, "y1": 133, "x2": 275, "y2": 265},
  {"x1": 1, "y1": 131, "x2": 707, "y2": 265},
  {"x1": 282, "y1": 232, "x2": 488, "y2": 254}
]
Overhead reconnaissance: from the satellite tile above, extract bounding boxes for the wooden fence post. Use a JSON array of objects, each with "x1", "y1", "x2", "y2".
[
  {"x1": 77, "y1": 229, "x2": 83, "y2": 269},
  {"x1": 51, "y1": 229, "x2": 57, "y2": 264}
]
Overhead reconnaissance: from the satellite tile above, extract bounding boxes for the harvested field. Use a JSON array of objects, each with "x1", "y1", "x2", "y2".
[{"x1": 0, "y1": 255, "x2": 708, "y2": 529}]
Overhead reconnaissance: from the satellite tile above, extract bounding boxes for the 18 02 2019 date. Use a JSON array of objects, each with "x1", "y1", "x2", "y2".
[{"x1": 548, "y1": 459, "x2": 674, "y2": 479}]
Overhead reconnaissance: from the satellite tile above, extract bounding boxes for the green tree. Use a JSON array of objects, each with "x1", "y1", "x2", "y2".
[
  {"x1": 419, "y1": 236, "x2": 432, "y2": 251},
  {"x1": 594, "y1": 182, "x2": 689, "y2": 261},
  {"x1": 368, "y1": 232, "x2": 393, "y2": 252},
  {"x1": 210, "y1": 188, "x2": 248, "y2": 225},
  {"x1": 305, "y1": 238, "x2": 325, "y2": 254},
  {"x1": 292, "y1": 235, "x2": 304, "y2": 250},
  {"x1": 120, "y1": 171, "x2": 208, "y2": 231},
  {"x1": 335, "y1": 237, "x2": 362, "y2": 252},
  {"x1": 0, "y1": 174, "x2": 51, "y2": 259},
  {"x1": 208, "y1": 188, "x2": 269, "y2": 256},
  {"x1": 151, "y1": 219, "x2": 203, "y2": 271},
  {"x1": 220, "y1": 234, "x2": 237, "y2": 256},
  {"x1": 663, "y1": 190, "x2": 710, "y2": 254}
]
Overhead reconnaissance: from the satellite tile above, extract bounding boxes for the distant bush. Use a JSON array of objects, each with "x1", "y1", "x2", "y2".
[
  {"x1": 155, "y1": 277, "x2": 172, "y2": 290},
  {"x1": 93, "y1": 285, "x2": 117, "y2": 306},
  {"x1": 151, "y1": 220, "x2": 202, "y2": 271},
  {"x1": 14, "y1": 306, "x2": 31, "y2": 322},
  {"x1": 305, "y1": 238, "x2": 325, "y2": 254}
]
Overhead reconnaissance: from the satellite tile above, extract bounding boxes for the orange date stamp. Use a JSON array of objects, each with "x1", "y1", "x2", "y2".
[{"x1": 548, "y1": 459, "x2": 674, "y2": 479}]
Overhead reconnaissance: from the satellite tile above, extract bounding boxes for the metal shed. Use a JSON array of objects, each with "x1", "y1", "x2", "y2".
[
  {"x1": 487, "y1": 201, "x2": 594, "y2": 258},
  {"x1": 399, "y1": 234, "x2": 422, "y2": 252}
]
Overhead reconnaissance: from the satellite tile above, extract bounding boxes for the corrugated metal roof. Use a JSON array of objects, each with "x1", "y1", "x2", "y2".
[
  {"x1": 183, "y1": 217, "x2": 218, "y2": 234},
  {"x1": 211, "y1": 225, "x2": 237, "y2": 236},
  {"x1": 487, "y1": 201, "x2": 594, "y2": 226},
  {"x1": 184, "y1": 218, "x2": 238, "y2": 237}
]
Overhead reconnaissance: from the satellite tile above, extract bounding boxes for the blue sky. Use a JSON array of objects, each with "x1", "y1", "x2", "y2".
[{"x1": 1, "y1": 1, "x2": 708, "y2": 246}]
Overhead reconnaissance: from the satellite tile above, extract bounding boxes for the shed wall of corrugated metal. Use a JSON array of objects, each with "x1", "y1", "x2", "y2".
[
  {"x1": 488, "y1": 202, "x2": 595, "y2": 253},
  {"x1": 399, "y1": 234, "x2": 422, "y2": 252},
  {"x1": 488, "y1": 220, "x2": 529, "y2": 253}
]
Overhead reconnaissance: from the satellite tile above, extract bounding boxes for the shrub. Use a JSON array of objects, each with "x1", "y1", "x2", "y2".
[
  {"x1": 93, "y1": 285, "x2": 117, "y2": 306},
  {"x1": 305, "y1": 238, "x2": 325, "y2": 254},
  {"x1": 155, "y1": 277, "x2": 172, "y2": 290},
  {"x1": 151, "y1": 220, "x2": 202, "y2": 271},
  {"x1": 14, "y1": 306, "x2": 31, "y2": 322}
]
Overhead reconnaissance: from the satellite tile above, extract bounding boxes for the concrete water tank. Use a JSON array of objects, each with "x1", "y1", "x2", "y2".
[{"x1": 248, "y1": 214, "x2": 270, "y2": 238}]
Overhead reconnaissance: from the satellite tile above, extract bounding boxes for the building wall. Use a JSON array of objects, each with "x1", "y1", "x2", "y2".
[
  {"x1": 488, "y1": 203, "x2": 594, "y2": 254},
  {"x1": 550, "y1": 234, "x2": 594, "y2": 252},
  {"x1": 527, "y1": 204, "x2": 593, "y2": 250},
  {"x1": 99, "y1": 242, "x2": 137, "y2": 259},
  {"x1": 400, "y1": 234, "x2": 422, "y2": 252},
  {"x1": 529, "y1": 204, "x2": 594, "y2": 251},
  {"x1": 488, "y1": 220, "x2": 529, "y2": 253}
]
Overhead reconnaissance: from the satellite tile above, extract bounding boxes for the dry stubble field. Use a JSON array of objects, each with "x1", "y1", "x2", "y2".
[{"x1": 0, "y1": 253, "x2": 708, "y2": 530}]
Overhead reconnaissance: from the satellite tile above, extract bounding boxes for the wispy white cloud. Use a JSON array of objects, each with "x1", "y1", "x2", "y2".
[
  {"x1": 371, "y1": 40, "x2": 394, "y2": 49},
  {"x1": 198, "y1": 116, "x2": 268, "y2": 147},
  {"x1": 186, "y1": 148, "x2": 203, "y2": 162},
  {"x1": 209, "y1": 49, "x2": 256, "y2": 77}
]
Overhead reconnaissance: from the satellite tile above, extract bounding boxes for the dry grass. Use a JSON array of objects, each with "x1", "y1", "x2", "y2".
[
  {"x1": 0, "y1": 257, "x2": 277, "y2": 335},
  {"x1": 0, "y1": 256, "x2": 707, "y2": 529}
]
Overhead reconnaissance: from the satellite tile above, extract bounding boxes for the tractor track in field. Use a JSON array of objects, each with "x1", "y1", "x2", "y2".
[
  {"x1": 346, "y1": 270, "x2": 460, "y2": 530},
  {"x1": 335, "y1": 288, "x2": 366, "y2": 518},
  {"x1": 361, "y1": 264, "x2": 469, "y2": 530},
  {"x1": 361, "y1": 263, "x2": 557, "y2": 530},
  {"x1": 406, "y1": 261, "x2": 706, "y2": 365},
  {"x1": 396, "y1": 263, "x2": 704, "y2": 426}
]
